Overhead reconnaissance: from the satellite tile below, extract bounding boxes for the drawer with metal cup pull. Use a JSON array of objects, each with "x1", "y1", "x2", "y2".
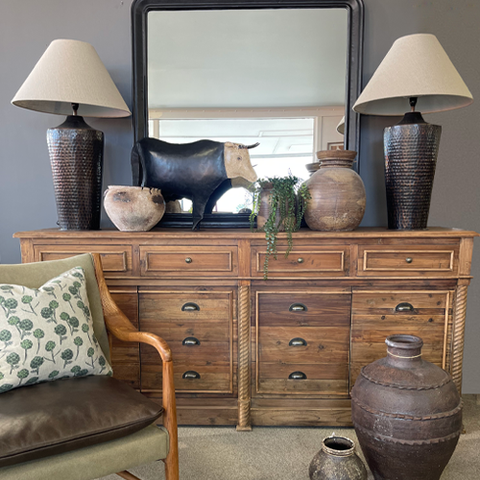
[
  {"x1": 256, "y1": 291, "x2": 351, "y2": 327},
  {"x1": 141, "y1": 363, "x2": 232, "y2": 393},
  {"x1": 140, "y1": 323, "x2": 231, "y2": 364},
  {"x1": 351, "y1": 291, "x2": 449, "y2": 315},
  {"x1": 257, "y1": 326, "x2": 349, "y2": 364},
  {"x1": 256, "y1": 363, "x2": 348, "y2": 396},
  {"x1": 139, "y1": 291, "x2": 233, "y2": 323},
  {"x1": 357, "y1": 245, "x2": 458, "y2": 276},
  {"x1": 139, "y1": 246, "x2": 238, "y2": 276},
  {"x1": 350, "y1": 289, "x2": 454, "y2": 386},
  {"x1": 251, "y1": 246, "x2": 347, "y2": 277}
]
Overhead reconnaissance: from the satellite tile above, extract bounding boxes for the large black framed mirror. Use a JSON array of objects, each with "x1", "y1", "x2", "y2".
[{"x1": 132, "y1": 0, "x2": 364, "y2": 228}]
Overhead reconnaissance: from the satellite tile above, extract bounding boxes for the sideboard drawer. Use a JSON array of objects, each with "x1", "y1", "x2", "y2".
[
  {"x1": 142, "y1": 363, "x2": 232, "y2": 393},
  {"x1": 34, "y1": 245, "x2": 133, "y2": 275},
  {"x1": 352, "y1": 290, "x2": 449, "y2": 314},
  {"x1": 350, "y1": 290, "x2": 454, "y2": 387},
  {"x1": 252, "y1": 246, "x2": 347, "y2": 277},
  {"x1": 140, "y1": 323, "x2": 231, "y2": 364},
  {"x1": 140, "y1": 246, "x2": 238, "y2": 276},
  {"x1": 358, "y1": 246, "x2": 457, "y2": 276},
  {"x1": 256, "y1": 291, "x2": 351, "y2": 327},
  {"x1": 258, "y1": 326, "x2": 349, "y2": 364},
  {"x1": 256, "y1": 363, "x2": 348, "y2": 396},
  {"x1": 139, "y1": 291, "x2": 232, "y2": 323}
]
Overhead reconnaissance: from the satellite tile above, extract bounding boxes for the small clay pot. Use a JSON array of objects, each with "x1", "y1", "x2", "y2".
[
  {"x1": 309, "y1": 435, "x2": 367, "y2": 480},
  {"x1": 103, "y1": 185, "x2": 165, "y2": 231},
  {"x1": 304, "y1": 150, "x2": 366, "y2": 231}
]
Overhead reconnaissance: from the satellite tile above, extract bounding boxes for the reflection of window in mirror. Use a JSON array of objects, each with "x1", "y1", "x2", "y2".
[
  {"x1": 147, "y1": 8, "x2": 347, "y2": 213},
  {"x1": 148, "y1": 108, "x2": 344, "y2": 212}
]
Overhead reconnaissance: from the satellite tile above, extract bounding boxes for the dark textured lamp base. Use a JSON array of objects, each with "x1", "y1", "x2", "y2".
[
  {"x1": 384, "y1": 113, "x2": 442, "y2": 230},
  {"x1": 47, "y1": 116, "x2": 104, "y2": 230}
]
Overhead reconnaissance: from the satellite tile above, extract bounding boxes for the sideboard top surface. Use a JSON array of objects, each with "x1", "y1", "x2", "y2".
[{"x1": 13, "y1": 227, "x2": 480, "y2": 240}]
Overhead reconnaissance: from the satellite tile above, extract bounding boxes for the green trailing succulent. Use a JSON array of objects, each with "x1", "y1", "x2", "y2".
[{"x1": 250, "y1": 175, "x2": 311, "y2": 280}]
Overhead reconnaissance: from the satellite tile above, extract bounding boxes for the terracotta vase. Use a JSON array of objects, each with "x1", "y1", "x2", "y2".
[
  {"x1": 351, "y1": 334, "x2": 462, "y2": 480},
  {"x1": 304, "y1": 150, "x2": 365, "y2": 231},
  {"x1": 103, "y1": 185, "x2": 165, "y2": 231},
  {"x1": 309, "y1": 435, "x2": 367, "y2": 480}
]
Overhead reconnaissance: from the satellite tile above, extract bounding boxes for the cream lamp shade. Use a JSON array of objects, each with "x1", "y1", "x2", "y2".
[
  {"x1": 12, "y1": 39, "x2": 131, "y2": 118},
  {"x1": 352, "y1": 33, "x2": 473, "y2": 115},
  {"x1": 336, "y1": 116, "x2": 345, "y2": 135}
]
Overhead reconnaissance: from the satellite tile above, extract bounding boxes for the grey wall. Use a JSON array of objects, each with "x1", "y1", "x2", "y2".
[{"x1": 1, "y1": 0, "x2": 479, "y2": 391}]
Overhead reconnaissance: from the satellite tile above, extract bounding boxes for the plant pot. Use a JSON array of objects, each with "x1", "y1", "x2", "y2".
[
  {"x1": 304, "y1": 150, "x2": 365, "y2": 231},
  {"x1": 103, "y1": 185, "x2": 165, "y2": 231},
  {"x1": 351, "y1": 334, "x2": 462, "y2": 480},
  {"x1": 256, "y1": 183, "x2": 293, "y2": 231},
  {"x1": 309, "y1": 435, "x2": 367, "y2": 480}
]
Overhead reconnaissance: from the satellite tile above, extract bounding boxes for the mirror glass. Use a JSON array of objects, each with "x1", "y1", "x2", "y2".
[{"x1": 146, "y1": 8, "x2": 347, "y2": 213}]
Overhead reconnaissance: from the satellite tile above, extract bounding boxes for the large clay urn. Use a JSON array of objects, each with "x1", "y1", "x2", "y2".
[
  {"x1": 351, "y1": 334, "x2": 462, "y2": 480},
  {"x1": 304, "y1": 150, "x2": 365, "y2": 231}
]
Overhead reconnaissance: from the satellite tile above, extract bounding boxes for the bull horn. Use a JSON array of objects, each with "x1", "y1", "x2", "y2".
[{"x1": 239, "y1": 142, "x2": 260, "y2": 149}]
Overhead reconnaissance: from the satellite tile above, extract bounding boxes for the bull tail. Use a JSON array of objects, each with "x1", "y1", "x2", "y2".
[{"x1": 131, "y1": 141, "x2": 147, "y2": 187}]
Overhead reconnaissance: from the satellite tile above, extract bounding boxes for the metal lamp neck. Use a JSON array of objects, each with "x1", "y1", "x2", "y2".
[{"x1": 410, "y1": 96, "x2": 418, "y2": 112}]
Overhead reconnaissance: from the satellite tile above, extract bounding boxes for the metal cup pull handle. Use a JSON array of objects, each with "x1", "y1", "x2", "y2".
[
  {"x1": 182, "y1": 371, "x2": 200, "y2": 379},
  {"x1": 182, "y1": 337, "x2": 200, "y2": 346},
  {"x1": 395, "y1": 302, "x2": 414, "y2": 312},
  {"x1": 289, "y1": 303, "x2": 307, "y2": 312},
  {"x1": 182, "y1": 302, "x2": 200, "y2": 312},
  {"x1": 289, "y1": 338, "x2": 307, "y2": 347},
  {"x1": 288, "y1": 371, "x2": 307, "y2": 380}
]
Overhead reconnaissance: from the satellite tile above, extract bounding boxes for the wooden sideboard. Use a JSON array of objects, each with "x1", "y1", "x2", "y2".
[{"x1": 14, "y1": 227, "x2": 477, "y2": 430}]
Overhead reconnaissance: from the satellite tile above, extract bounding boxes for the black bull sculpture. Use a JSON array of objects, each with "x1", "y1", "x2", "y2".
[{"x1": 131, "y1": 138, "x2": 258, "y2": 229}]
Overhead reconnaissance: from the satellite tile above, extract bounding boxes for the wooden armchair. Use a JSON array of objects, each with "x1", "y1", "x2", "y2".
[{"x1": 0, "y1": 253, "x2": 178, "y2": 480}]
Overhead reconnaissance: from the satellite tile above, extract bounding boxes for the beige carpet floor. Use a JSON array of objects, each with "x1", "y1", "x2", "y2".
[{"x1": 99, "y1": 395, "x2": 480, "y2": 480}]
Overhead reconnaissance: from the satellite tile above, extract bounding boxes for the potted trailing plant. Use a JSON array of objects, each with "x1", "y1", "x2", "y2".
[{"x1": 250, "y1": 175, "x2": 311, "y2": 279}]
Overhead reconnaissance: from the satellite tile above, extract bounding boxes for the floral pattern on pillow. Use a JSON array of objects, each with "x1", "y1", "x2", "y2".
[{"x1": 0, "y1": 267, "x2": 112, "y2": 393}]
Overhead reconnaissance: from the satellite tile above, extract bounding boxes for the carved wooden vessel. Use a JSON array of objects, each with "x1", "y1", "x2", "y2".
[{"x1": 15, "y1": 227, "x2": 477, "y2": 429}]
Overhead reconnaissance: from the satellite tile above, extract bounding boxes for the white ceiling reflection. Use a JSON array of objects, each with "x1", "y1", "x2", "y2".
[{"x1": 147, "y1": 8, "x2": 348, "y2": 109}]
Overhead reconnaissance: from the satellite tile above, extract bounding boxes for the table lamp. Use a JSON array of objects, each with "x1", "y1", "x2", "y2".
[
  {"x1": 353, "y1": 33, "x2": 473, "y2": 229},
  {"x1": 12, "y1": 39, "x2": 131, "y2": 230}
]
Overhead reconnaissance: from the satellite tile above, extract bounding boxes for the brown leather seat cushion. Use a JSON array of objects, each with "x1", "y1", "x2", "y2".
[{"x1": 0, "y1": 376, "x2": 164, "y2": 467}]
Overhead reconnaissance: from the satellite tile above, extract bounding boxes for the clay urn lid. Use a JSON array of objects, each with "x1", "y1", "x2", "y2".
[
  {"x1": 316, "y1": 149, "x2": 357, "y2": 161},
  {"x1": 316, "y1": 149, "x2": 357, "y2": 168}
]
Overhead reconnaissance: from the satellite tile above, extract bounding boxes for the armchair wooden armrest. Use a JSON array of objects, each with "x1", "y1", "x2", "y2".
[{"x1": 91, "y1": 254, "x2": 179, "y2": 480}]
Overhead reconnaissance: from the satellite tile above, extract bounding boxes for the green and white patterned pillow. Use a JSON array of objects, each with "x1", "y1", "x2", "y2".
[{"x1": 0, "y1": 266, "x2": 112, "y2": 393}]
